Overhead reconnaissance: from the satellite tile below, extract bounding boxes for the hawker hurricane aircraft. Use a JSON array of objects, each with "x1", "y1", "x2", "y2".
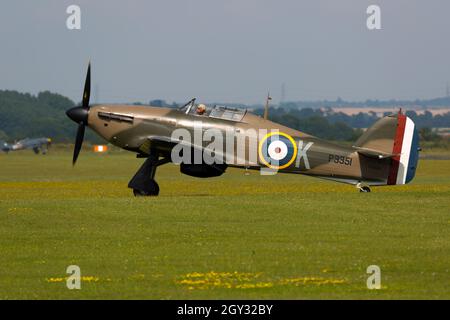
[
  {"x1": 1, "y1": 137, "x2": 52, "y2": 154},
  {"x1": 66, "y1": 64, "x2": 420, "y2": 196}
]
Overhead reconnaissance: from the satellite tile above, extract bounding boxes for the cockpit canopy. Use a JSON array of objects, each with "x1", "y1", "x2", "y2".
[{"x1": 179, "y1": 98, "x2": 246, "y2": 122}]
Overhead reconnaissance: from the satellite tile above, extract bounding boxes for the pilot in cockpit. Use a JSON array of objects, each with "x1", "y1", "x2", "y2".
[{"x1": 196, "y1": 103, "x2": 207, "y2": 115}]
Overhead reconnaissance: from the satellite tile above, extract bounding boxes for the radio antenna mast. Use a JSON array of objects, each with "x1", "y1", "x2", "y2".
[{"x1": 263, "y1": 91, "x2": 272, "y2": 120}]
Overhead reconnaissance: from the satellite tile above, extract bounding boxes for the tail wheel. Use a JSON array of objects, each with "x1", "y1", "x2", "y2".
[{"x1": 359, "y1": 186, "x2": 371, "y2": 193}]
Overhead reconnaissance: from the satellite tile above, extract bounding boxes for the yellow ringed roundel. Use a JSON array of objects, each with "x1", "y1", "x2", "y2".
[{"x1": 258, "y1": 132, "x2": 298, "y2": 169}]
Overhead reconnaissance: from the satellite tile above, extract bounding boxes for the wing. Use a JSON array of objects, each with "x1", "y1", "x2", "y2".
[
  {"x1": 138, "y1": 135, "x2": 227, "y2": 163},
  {"x1": 138, "y1": 136, "x2": 178, "y2": 155}
]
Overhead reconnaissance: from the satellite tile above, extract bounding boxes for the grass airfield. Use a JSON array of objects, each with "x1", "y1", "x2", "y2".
[{"x1": 0, "y1": 149, "x2": 449, "y2": 299}]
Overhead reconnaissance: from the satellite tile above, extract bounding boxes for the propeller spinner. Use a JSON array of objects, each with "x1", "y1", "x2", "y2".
[{"x1": 66, "y1": 63, "x2": 91, "y2": 165}]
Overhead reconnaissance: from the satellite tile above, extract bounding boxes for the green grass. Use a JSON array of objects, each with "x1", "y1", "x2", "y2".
[{"x1": 0, "y1": 150, "x2": 449, "y2": 299}]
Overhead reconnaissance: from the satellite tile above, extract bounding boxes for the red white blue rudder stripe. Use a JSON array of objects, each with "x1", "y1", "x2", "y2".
[{"x1": 387, "y1": 113, "x2": 420, "y2": 185}]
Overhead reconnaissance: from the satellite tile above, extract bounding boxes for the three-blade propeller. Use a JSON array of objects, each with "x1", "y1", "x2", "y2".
[
  {"x1": 66, "y1": 63, "x2": 91, "y2": 166},
  {"x1": 66, "y1": 63, "x2": 91, "y2": 165}
]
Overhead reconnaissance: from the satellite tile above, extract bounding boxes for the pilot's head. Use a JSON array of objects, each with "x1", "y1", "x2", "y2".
[{"x1": 196, "y1": 104, "x2": 206, "y2": 115}]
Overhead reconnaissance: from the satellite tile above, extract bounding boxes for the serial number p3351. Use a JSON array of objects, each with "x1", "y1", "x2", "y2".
[{"x1": 328, "y1": 154, "x2": 353, "y2": 166}]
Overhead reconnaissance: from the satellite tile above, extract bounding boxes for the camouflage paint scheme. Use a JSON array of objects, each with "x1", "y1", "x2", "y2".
[{"x1": 85, "y1": 103, "x2": 419, "y2": 188}]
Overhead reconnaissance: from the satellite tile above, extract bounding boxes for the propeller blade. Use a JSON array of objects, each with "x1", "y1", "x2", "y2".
[
  {"x1": 73, "y1": 122, "x2": 85, "y2": 166},
  {"x1": 67, "y1": 62, "x2": 91, "y2": 166},
  {"x1": 82, "y1": 62, "x2": 91, "y2": 109}
]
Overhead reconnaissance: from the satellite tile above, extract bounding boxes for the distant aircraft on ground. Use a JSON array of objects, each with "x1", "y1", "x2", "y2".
[
  {"x1": 66, "y1": 63, "x2": 420, "y2": 196},
  {"x1": 1, "y1": 137, "x2": 52, "y2": 154}
]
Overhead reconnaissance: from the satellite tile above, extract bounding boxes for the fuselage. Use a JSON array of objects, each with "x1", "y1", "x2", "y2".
[{"x1": 86, "y1": 104, "x2": 390, "y2": 185}]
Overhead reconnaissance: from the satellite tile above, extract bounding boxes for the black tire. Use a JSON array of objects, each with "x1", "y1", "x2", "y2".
[
  {"x1": 133, "y1": 180, "x2": 160, "y2": 196},
  {"x1": 133, "y1": 189, "x2": 148, "y2": 196},
  {"x1": 359, "y1": 186, "x2": 371, "y2": 193}
]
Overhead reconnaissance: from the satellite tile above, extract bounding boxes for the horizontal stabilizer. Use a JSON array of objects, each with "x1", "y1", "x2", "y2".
[{"x1": 352, "y1": 146, "x2": 397, "y2": 159}]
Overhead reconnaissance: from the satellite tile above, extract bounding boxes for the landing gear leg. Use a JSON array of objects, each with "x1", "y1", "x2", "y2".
[
  {"x1": 356, "y1": 183, "x2": 371, "y2": 193},
  {"x1": 128, "y1": 153, "x2": 169, "y2": 197}
]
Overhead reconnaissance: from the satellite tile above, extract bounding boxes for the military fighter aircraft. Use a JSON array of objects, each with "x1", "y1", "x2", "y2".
[
  {"x1": 66, "y1": 64, "x2": 420, "y2": 196},
  {"x1": 1, "y1": 137, "x2": 52, "y2": 154}
]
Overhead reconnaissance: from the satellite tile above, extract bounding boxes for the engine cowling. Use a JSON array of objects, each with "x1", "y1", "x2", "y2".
[{"x1": 180, "y1": 163, "x2": 227, "y2": 178}]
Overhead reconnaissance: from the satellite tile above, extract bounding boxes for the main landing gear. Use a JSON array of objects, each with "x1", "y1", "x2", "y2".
[
  {"x1": 128, "y1": 153, "x2": 169, "y2": 197},
  {"x1": 356, "y1": 183, "x2": 371, "y2": 193}
]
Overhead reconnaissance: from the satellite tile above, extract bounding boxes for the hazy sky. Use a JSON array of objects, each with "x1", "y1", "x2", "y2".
[{"x1": 1, "y1": 0, "x2": 450, "y2": 104}]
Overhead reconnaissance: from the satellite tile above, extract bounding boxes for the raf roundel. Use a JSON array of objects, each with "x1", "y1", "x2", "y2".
[{"x1": 258, "y1": 132, "x2": 298, "y2": 169}]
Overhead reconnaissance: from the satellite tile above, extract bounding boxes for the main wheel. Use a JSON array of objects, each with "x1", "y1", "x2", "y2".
[
  {"x1": 133, "y1": 180, "x2": 160, "y2": 196},
  {"x1": 359, "y1": 186, "x2": 371, "y2": 193}
]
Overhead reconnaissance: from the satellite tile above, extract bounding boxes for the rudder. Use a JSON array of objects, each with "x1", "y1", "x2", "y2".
[
  {"x1": 386, "y1": 114, "x2": 420, "y2": 185},
  {"x1": 354, "y1": 112, "x2": 420, "y2": 185}
]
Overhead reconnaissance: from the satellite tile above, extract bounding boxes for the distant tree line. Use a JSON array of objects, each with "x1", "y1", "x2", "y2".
[
  {"x1": 1, "y1": 90, "x2": 449, "y2": 143},
  {"x1": 0, "y1": 90, "x2": 101, "y2": 143},
  {"x1": 253, "y1": 108, "x2": 363, "y2": 141},
  {"x1": 254, "y1": 107, "x2": 450, "y2": 141},
  {"x1": 134, "y1": 99, "x2": 179, "y2": 108}
]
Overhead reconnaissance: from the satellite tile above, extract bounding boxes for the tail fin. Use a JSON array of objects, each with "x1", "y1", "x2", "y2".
[{"x1": 354, "y1": 112, "x2": 420, "y2": 185}]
